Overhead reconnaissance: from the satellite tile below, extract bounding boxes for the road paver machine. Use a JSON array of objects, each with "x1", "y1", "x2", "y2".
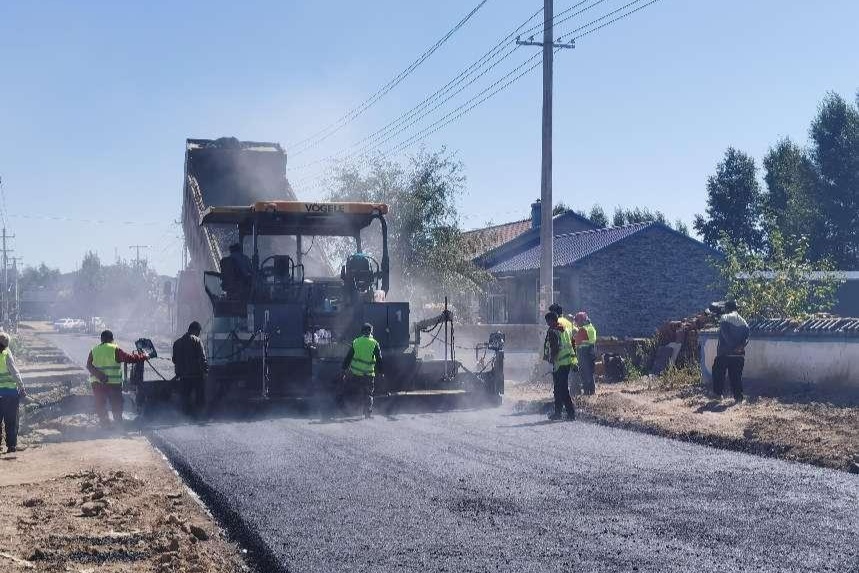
[{"x1": 195, "y1": 199, "x2": 504, "y2": 406}]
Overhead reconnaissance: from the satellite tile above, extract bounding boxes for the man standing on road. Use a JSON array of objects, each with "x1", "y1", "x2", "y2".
[
  {"x1": 573, "y1": 311, "x2": 598, "y2": 395},
  {"x1": 0, "y1": 332, "x2": 27, "y2": 454},
  {"x1": 543, "y1": 312, "x2": 576, "y2": 421},
  {"x1": 86, "y1": 330, "x2": 149, "y2": 427},
  {"x1": 172, "y1": 321, "x2": 208, "y2": 418},
  {"x1": 341, "y1": 323, "x2": 382, "y2": 419},
  {"x1": 712, "y1": 301, "x2": 750, "y2": 402}
]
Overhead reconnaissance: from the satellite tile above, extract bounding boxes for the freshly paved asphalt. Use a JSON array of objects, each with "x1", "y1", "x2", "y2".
[
  {"x1": 153, "y1": 409, "x2": 859, "y2": 573},
  {"x1": 47, "y1": 333, "x2": 859, "y2": 572}
]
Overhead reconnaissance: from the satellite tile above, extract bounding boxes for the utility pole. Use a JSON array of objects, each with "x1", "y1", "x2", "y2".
[
  {"x1": 129, "y1": 245, "x2": 150, "y2": 266},
  {"x1": 517, "y1": 0, "x2": 574, "y2": 319},
  {"x1": 1, "y1": 228, "x2": 14, "y2": 326}
]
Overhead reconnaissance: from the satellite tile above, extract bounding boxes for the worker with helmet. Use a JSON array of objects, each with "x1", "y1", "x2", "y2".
[
  {"x1": 86, "y1": 330, "x2": 150, "y2": 427},
  {"x1": 0, "y1": 332, "x2": 27, "y2": 454},
  {"x1": 573, "y1": 311, "x2": 598, "y2": 395},
  {"x1": 543, "y1": 312, "x2": 576, "y2": 421},
  {"x1": 341, "y1": 323, "x2": 383, "y2": 418}
]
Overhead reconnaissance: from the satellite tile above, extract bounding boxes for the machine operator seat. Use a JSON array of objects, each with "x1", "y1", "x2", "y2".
[{"x1": 341, "y1": 253, "x2": 375, "y2": 294}]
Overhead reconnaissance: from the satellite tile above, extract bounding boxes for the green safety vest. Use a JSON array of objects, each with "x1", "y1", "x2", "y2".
[
  {"x1": 0, "y1": 349, "x2": 15, "y2": 390},
  {"x1": 349, "y1": 335, "x2": 379, "y2": 377},
  {"x1": 577, "y1": 323, "x2": 597, "y2": 347},
  {"x1": 545, "y1": 328, "x2": 576, "y2": 371},
  {"x1": 91, "y1": 342, "x2": 123, "y2": 385},
  {"x1": 558, "y1": 316, "x2": 574, "y2": 336}
]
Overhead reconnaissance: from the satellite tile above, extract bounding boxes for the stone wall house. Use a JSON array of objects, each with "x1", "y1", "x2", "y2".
[{"x1": 470, "y1": 206, "x2": 723, "y2": 337}]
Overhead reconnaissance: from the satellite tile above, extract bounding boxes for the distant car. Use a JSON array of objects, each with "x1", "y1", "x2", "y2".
[{"x1": 53, "y1": 318, "x2": 76, "y2": 332}]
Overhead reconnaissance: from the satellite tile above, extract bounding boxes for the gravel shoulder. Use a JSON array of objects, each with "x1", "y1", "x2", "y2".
[{"x1": 507, "y1": 377, "x2": 859, "y2": 472}]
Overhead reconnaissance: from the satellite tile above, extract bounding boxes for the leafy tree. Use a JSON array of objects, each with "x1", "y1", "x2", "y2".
[
  {"x1": 326, "y1": 148, "x2": 491, "y2": 315},
  {"x1": 19, "y1": 263, "x2": 61, "y2": 292},
  {"x1": 552, "y1": 202, "x2": 571, "y2": 216},
  {"x1": 73, "y1": 251, "x2": 103, "y2": 317},
  {"x1": 762, "y1": 137, "x2": 825, "y2": 259},
  {"x1": 715, "y1": 230, "x2": 843, "y2": 320},
  {"x1": 674, "y1": 219, "x2": 689, "y2": 236},
  {"x1": 809, "y1": 91, "x2": 859, "y2": 268},
  {"x1": 694, "y1": 148, "x2": 764, "y2": 251},
  {"x1": 588, "y1": 204, "x2": 609, "y2": 227}
]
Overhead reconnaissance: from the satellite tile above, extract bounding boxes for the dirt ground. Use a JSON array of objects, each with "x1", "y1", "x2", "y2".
[
  {"x1": 1, "y1": 438, "x2": 249, "y2": 573},
  {"x1": 508, "y1": 377, "x2": 859, "y2": 473},
  {"x1": 1, "y1": 324, "x2": 249, "y2": 572}
]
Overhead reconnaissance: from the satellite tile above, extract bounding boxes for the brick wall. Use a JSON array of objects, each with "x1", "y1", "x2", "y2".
[{"x1": 564, "y1": 226, "x2": 723, "y2": 338}]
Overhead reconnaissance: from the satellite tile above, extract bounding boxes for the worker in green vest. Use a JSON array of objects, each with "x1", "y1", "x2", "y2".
[
  {"x1": 573, "y1": 311, "x2": 598, "y2": 395},
  {"x1": 341, "y1": 323, "x2": 383, "y2": 418},
  {"x1": 0, "y1": 332, "x2": 27, "y2": 454},
  {"x1": 543, "y1": 312, "x2": 576, "y2": 421},
  {"x1": 86, "y1": 330, "x2": 150, "y2": 427}
]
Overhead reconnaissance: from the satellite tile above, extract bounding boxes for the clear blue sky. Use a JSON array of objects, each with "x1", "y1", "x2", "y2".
[{"x1": 1, "y1": 0, "x2": 857, "y2": 275}]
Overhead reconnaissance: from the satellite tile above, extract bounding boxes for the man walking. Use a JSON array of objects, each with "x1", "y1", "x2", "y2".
[
  {"x1": 543, "y1": 312, "x2": 576, "y2": 421},
  {"x1": 172, "y1": 321, "x2": 209, "y2": 418},
  {"x1": 712, "y1": 301, "x2": 750, "y2": 402},
  {"x1": 341, "y1": 323, "x2": 382, "y2": 419},
  {"x1": 0, "y1": 332, "x2": 27, "y2": 454},
  {"x1": 86, "y1": 330, "x2": 149, "y2": 427},
  {"x1": 573, "y1": 311, "x2": 598, "y2": 395}
]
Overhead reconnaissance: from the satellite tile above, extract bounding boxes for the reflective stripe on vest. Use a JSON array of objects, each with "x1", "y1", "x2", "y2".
[
  {"x1": 0, "y1": 349, "x2": 14, "y2": 389},
  {"x1": 577, "y1": 323, "x2": 597, "y2": 347},
  {"x1": 91, "y1": 343, "x2": 122, "y2": 385},
  {"x1": 349, "y1": 335, "x2": 378, "y2": 376}
]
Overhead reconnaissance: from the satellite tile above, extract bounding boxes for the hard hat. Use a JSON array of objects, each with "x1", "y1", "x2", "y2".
[{"x1": 574, "y1": 311, "x2": 589, "y2": 324}]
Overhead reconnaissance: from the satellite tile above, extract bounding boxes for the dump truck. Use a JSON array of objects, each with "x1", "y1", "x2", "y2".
[{"x1": 174, "y1": 137, "x2": 503, "y2": 412}]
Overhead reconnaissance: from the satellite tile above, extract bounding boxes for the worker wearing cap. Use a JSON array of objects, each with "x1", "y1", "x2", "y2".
[
  {"x1": 0, "y1": 332, "x2": 26, "y2": 454},
  {"x1": 341, "y1": 323, "x2": 383, "y2": 418},
  {"x1": 86, "y1": 330, "x2": 150, "y2": 427},
  {"x1": 573, "y1": 311, "x2": 598, "y2": 395},
  {"x1": 543, "y1": 312, "x2": 576, "y2": 421}
]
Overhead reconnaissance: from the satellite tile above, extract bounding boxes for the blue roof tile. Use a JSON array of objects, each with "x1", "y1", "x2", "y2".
[{"x1": 487, "y1": 222, "x2": 652, "y2": 274}]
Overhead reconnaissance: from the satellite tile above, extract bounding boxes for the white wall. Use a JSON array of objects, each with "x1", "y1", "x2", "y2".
[{"x1": 699, "y1": 332, "x2": 859, "y2": 388}]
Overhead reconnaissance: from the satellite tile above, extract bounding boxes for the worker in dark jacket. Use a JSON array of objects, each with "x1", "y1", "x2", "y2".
[
  {"x1": 0, "y1": 332, "x2": 27, "y2": 454},
  {"x1": 712, "y1": 301, "x2": 750, "y2": 402},
  {"x1": 86, "y1": 330, "x2": 149, "y2": 427},
  {"x1": 544, "y1": 312, "x2": 576, "y2": 421},
  {"x1": 172, "y1": 321, "x2": 209, "y2": 418},
  {"x1": 341, "y1": 323, "x2": 383, "y2": 418}
]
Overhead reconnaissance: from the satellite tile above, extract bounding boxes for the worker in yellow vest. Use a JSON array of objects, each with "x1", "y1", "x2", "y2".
[
  {"x1": 0, "y1": 332, "x2": 27, "y2": 454},
  {"x1": 341, "y1": 323, "x2": 383, "y2": 418},
  {"x1": 573, "y1": 311, "x2": 598, "y2": 395},
  {"x1": 549, "y1": 303, "x2": 574, "y2": 336},
  {"x1": 86, "y1": 330, "x2": 150, "y2": 427},
  {"x1": 543, "y1": 312, "x2": 576, "y2": 421}
]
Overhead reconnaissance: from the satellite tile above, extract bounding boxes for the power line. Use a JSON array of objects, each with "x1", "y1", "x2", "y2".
[
  {"x1": 562, "y1": 0, "x2": 662, "y2": 41},
  {"x1": 0, "y1": 176, "x2": 8, "y2": 229},
  {"x1": 290, "y1": 0, "x2": 491, "y2": 155},
  {"x1": 289, "y1": 2, "x2": 608, "y2": 173},
  {"x1": 291, "y1": 0, "x2": 665, "y2": 192}
]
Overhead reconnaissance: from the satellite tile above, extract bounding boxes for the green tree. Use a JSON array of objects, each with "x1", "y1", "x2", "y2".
[
  {"x1": 326, "y1": 148, "x2": 491, "y2": 314},
  {"x1": 694, "y1": 148, "x2": 764, "y2": 251},
  {"x1": 73, "y1": 251, "x2": 103, "y2": 317},
  {"x1": 762, "y1": 137, "x2": 825, "y2": 259},
  {"x1": 715, "y1": 230, "x2": 842, "y2": 320},
  {"x1": 19, "y1": 263, "x2": 61, "y2": 292},
  {"x1": 674, "y1": 219, "x2": 689, "y2": 236},
  {"x1": 588, "y1": 204, "x2": 609, "y2": 227},
  {"x1": 809, "y1": 91, "x2": 859, "y2": 268}
]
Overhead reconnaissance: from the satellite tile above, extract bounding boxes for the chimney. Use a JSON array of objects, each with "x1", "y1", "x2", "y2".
[{"x1": 530, "y1": 199, "x2": 541, "y2": 229}]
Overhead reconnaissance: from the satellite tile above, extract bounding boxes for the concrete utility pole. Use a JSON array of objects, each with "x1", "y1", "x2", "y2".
[
  {"x1": 1, "y1": 228, "x2": 14, "y2": 325},
  {"x1": 518, "y1": 0, "x2": 574, "y2": 319}
]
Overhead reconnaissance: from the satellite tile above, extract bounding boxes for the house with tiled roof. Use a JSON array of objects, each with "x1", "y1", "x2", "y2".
[{"x1": 473, "y1": 202, "x2": 723, "y2": 337}]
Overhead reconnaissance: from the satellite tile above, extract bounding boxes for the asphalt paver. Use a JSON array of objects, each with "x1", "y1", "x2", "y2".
[{"x1": 153, "y1": 408, "x2": 859, "y2": 573}]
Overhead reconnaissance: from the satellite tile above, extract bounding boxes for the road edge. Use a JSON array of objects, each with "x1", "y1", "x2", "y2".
[{"x1": 147, "y1": 431, "x2": 289, "y2": 573}]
